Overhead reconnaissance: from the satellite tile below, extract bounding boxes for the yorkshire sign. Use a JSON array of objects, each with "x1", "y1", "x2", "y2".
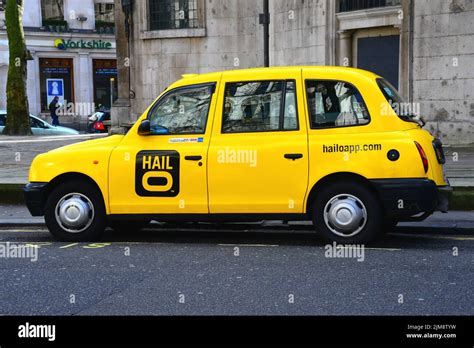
[{"x1": 54, "y1": 39, "x2": 113, "y2": 50}]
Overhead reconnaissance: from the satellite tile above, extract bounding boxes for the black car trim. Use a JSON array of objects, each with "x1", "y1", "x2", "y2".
[
  {"x1": 23, "y1": 182, "x2": 48, "y2": 217},
  {"x1": 370, "y1": 178, "x2": 450, "y2": 220}
]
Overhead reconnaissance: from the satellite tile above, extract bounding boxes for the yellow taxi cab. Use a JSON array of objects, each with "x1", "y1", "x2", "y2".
[{"x1": 24, "y1": 67, "x2": 452, "y2": 244}]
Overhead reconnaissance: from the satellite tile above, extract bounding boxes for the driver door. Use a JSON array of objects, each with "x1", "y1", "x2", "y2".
[{"x1": 108, "y1": 82, "x2": 219, "y2": 215}]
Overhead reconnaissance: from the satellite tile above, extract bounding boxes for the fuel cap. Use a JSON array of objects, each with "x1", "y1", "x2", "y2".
[{"x1": 387, "y1": 150, "x2": 400, "y2": 161}]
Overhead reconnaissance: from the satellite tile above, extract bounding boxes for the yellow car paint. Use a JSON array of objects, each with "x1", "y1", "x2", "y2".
[{"x1": 28, "y1": 67, "x2": 448, "y2": 217}]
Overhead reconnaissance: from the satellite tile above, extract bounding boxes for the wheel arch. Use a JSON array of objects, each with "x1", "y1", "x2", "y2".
[
  {"x1": 305, "y1": 172, "x2": 379, "y2": 214},
  {"x1": 44, "y1": 172, "x2": 106, "y2": 211}
]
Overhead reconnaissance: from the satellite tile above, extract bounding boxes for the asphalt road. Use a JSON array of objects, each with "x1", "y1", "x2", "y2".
[{"x1": 0, "y1": 219, "x2": 472, "y2": 316}]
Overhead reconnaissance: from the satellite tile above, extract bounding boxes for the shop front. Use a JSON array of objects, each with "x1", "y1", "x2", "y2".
[{"x1": 0, "y1": 31, "x2": 116, "y2": 129}]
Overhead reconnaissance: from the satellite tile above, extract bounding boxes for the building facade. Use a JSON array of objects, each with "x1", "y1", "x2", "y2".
[
  {"x1": 0, "y1": 0, "x2": 117, "y2": 127},
  {"x1": 115, "y1": 0, "x2": 473, "y2": 145}
]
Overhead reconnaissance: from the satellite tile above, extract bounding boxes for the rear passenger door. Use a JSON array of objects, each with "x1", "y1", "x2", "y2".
[{"x1": 208, "y1": 70, "x2": 309, "y2": 214}]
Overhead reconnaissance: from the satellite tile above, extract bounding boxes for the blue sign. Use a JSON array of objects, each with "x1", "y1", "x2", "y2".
[{"x1": 47, "y1": 79, "x2": 63, "y2": 96}]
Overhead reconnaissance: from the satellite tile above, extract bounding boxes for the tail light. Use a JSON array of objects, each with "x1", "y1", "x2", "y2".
[
  {"x1": 432, "y1": 139, "x2": 446, "y2": 164},
  {"x1": 415, "y1": 142, "x2": 429, "y2": 173},
  {"x1": 94, "y1": 122, "x2": 105, "y2": 131}
]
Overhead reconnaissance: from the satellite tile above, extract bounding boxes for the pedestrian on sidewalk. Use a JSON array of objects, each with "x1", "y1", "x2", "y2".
[{"x1": 49, "y1": 96, "x2": 60, "y2": 126}]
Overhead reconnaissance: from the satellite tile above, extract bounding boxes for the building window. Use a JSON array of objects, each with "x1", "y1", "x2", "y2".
[
  {"x1": 93, "y1": 59, "x2": 118, "y2": 110},
  {"x1": 41, "y1": 0, "x2": 67, "y2": 31},
  {"x1": 149, "y1": 0, "x2": 199, "y2": 30},
  {"x1": 306, "y1": 80, "x2": 370, "y2": 129},
  {"x1": 39, "y1": 58, "x2": 74, "y2": 112},
  {"x1": 41, "y1": 0, "x2": 64, "y2": 20},
  {"x1": 95, "y1": 3, "x2": 115, "y2": 22},
  {"x1": 95, "y1": 2, "x2": 115, "y2": 33},
  {"x1": 338, "y1": 0, "x2": 401, "y2": 12}
]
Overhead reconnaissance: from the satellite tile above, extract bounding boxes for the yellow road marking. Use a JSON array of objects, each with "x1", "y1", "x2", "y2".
[
  {"x1": 0, "y1": 229, "x2": 472, "y2": 242},
  {"x1": 59, "y1": 243, "x2": 79, "y2": 249}
]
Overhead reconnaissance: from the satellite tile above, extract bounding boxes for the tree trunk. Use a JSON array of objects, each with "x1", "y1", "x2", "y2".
[{"x1": 2, "y1": 0, "x2": 31, "y2": 136}]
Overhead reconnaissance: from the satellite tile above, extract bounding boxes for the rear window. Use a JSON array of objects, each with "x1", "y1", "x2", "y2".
[
  {"x1": 377, "y1": 78, "x2": 419, "y2": 123},
  {"x1": 306, "y1": 80, "x2": 370, "y2": 129}
]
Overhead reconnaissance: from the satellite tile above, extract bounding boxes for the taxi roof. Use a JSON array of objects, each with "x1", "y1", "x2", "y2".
[{"x1": 174, "y1": 66, "x2": 381, "y2": 87}]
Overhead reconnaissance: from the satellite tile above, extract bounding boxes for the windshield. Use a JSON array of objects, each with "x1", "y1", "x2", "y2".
[{"x1": 377, "y1": 78, "x2": 422, "y2": 125}]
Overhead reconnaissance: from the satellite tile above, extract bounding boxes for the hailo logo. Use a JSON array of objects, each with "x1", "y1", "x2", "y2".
[
  {"x1": 54, "y1": 39, "x2": 66, "y2": 50},
  {"x1": 135, "y1": 151, "x2": 180, "y2": 197},
  {"x1": 54, "y1": 38, "x2": 113, "y2": 50}
]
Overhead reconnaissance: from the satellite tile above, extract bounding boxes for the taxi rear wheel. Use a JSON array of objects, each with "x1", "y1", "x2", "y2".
[
  {"x1": 44, "y1": 181, "x2": 106, "y2": 242},
  {"x1": 312, "y1": 182, "x2": 383, "y2": 244}
]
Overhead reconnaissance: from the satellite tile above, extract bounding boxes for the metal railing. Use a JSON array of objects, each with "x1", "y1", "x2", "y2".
[{"x1": 339, "y1": 0, "x2": 402, "y2": 12}]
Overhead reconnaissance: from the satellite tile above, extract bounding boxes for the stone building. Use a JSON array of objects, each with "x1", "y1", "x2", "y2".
[
  {"x1": 0, "y1": 0, "x2": 117, "y2": 127},
  {"x1": 113, "y1": 0, "x2": 474, "y2": 145}
]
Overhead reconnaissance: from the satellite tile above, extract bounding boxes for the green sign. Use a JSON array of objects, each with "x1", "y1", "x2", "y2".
[{"x1": 55, "y1": 39, "x2": 113, "y2": 50}]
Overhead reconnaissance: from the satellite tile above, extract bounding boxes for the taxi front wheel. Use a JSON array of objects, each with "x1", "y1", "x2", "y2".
[
  {"x1": 44, "y1": 181, "x2": 106, "y2": 242},
  {"x1": 312, "y1": 182, "x2": 383, "y2": 244}
]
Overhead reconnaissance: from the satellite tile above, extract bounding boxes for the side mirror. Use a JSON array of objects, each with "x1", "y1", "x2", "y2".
[{"x1": 137, "y1": 119, "x2": 151, "y2": 136}]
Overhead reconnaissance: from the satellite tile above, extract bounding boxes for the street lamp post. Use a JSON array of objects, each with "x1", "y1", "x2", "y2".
[{"x1": 259, "y1": 0, "x2": 270, "y2": 67}]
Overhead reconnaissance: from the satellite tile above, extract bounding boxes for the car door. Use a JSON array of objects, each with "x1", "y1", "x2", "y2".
[
  {"x1": 29, "y1": 116, "x2": 46, "y2": 135},
  {"x1": 108, "y1": 82, "x2": 219, "y2": 215},
  {"x1": 207, "y1": 69, "x2": 309, "y2": 214}
]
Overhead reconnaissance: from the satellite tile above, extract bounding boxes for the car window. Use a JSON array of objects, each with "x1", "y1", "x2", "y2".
[
  {"x1": 148, "y1": 84, "x2": 214, "y2": 135},
  {"x1": 222, "y1": 80, "x2": 298, "y2": 133},
  {"x1": 306, "y1": 80, "x2": 370, "y2": 129},
  {"x1": 30, "y1": 117, "x2": 45, "y2": 129},
  {"x1": 377, "y1": 78, "x2": 419, "y2": 123},
  {"x1": 97, "y1": 112, "x2": 111, "y2": 122},
  {"x1": 283, "y1": 81, "x2": 298, "y2": 130},
  {"x1": 0, "y1": 114, "x2": 5, "y2": 126}
]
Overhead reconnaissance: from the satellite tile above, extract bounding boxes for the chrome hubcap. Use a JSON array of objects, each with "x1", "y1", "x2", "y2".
[
  {"x1": 324, "y1": 194, "x2": 367, "y2": 238},
  {"x1": 55, "y1": 193, "x2": 95, "y2": 233}
]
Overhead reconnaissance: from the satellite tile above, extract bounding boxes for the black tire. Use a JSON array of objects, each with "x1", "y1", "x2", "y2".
[
  {"x1": 108, "y1": 220, "x2": 151, "y2": 234},
  {"x1": 312, "y1": 182, "x2": 383, "y2": 244},
  {"x1": 44, "y1": 181, "x2": 106, "y2": 242}
]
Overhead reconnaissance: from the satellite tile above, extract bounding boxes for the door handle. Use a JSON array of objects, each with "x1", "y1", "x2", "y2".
[
  {"x1": 185, "y1": 155, "x2": 203, "y2": 161},
  {"x1": 284, "y1": 153, "x2": 303, "y2": 160}
]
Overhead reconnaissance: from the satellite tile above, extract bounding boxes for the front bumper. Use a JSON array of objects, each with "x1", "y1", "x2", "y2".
[
  {"x1": 23, "y1": 182, "x2": 48, "y2": 217},
  {"x1": 370, "y1": 179, "x2": 452, "y2": 220}
]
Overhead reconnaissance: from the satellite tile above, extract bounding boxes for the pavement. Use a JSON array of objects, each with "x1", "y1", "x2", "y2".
[
  {"x1": 0, "y1": 134, "x2": 107, "y2": 184},
  {"x1": 0, "y1": 211, "x2": 472, "y2": 316}
]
